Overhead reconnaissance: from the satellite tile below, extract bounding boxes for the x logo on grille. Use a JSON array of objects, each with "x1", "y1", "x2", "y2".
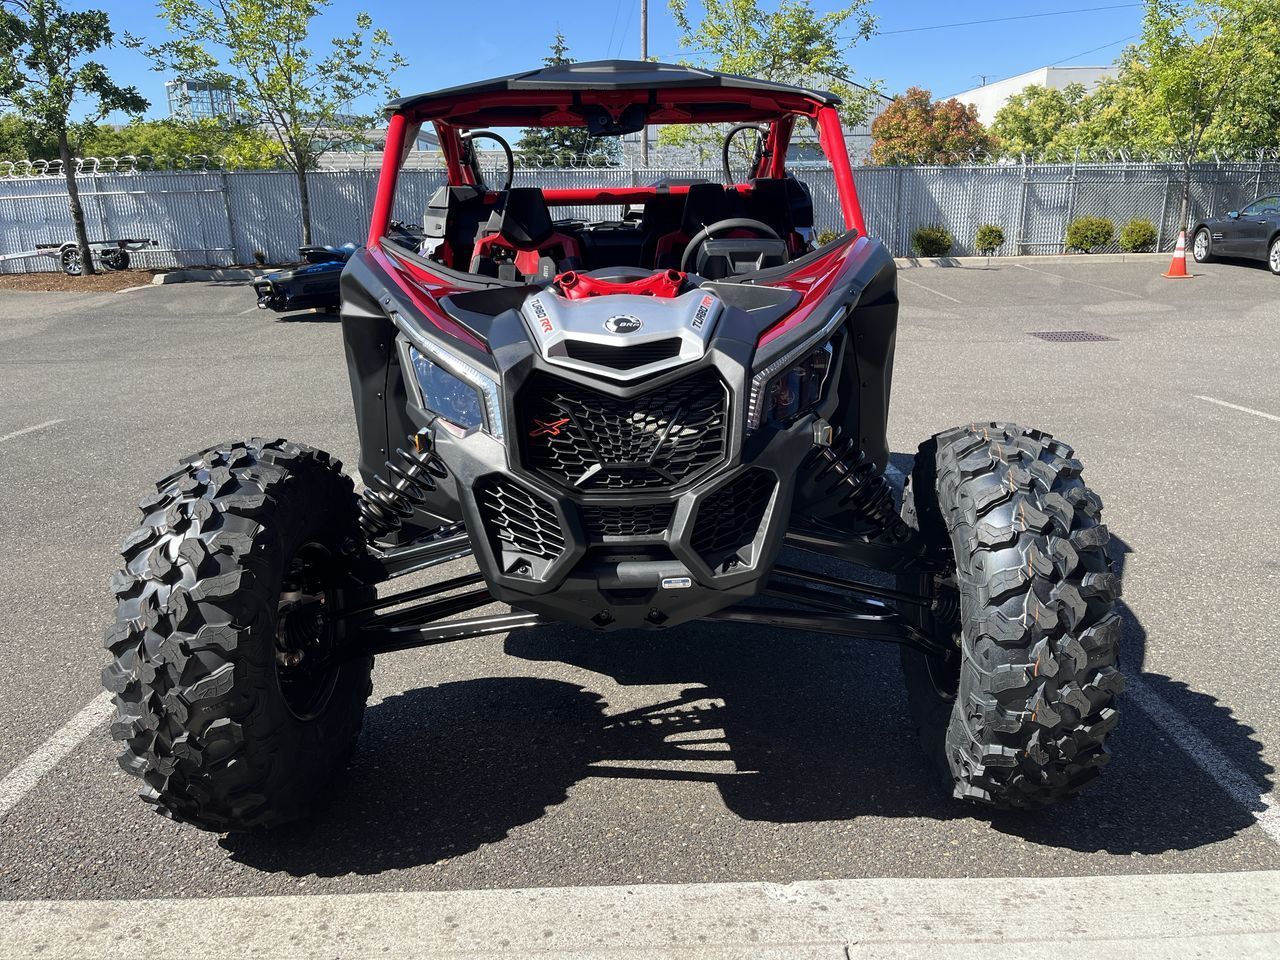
[{"x1": 529, "y1": 417, "x2": 571, "y2": 438}]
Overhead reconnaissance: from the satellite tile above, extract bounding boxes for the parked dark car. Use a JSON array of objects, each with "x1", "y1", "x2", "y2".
[{"x1": 1192, "y1": 195, "x2": 1280, "y2": 274}]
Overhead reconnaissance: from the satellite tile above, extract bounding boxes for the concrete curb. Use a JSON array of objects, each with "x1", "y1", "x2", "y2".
[
  {"x1": 895, "y1": 252, "x2": 1169, "y2": 268},
  {"x1": 1, "y1": 871, "x2": 1276, "y2": 959},
  {"x1": 152, "y1": 268, "x2": 259, "y2": 284}
]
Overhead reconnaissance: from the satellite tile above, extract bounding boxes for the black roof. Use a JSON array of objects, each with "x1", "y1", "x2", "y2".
[{"x1": 388, "y1": 60, "x2": 840, "y2": 113}]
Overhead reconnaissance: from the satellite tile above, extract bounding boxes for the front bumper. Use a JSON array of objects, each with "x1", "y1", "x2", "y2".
[{"x1": 398, "y1": 333, "x2": 834, "y2": 630}]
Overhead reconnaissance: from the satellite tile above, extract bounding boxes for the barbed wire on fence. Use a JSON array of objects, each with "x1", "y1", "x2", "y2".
[{"x1": 0, "y1": 154, "x2": 234, "y2": 178}]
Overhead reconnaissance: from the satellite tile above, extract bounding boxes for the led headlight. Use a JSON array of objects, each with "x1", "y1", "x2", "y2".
[
  {"x1": 757, "y1": 343, "x2": 833, "y2": 426},
  {"x1": 747, "y1": 303, "x2": 847, "y2": 429},
  {"x1": 408, "y1": 342, "x2": 504, "y2": 438}
]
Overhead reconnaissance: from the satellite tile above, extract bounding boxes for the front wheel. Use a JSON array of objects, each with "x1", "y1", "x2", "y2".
[
  {"x1": 1192, "y1": 228, "x2": 1213, "y2": 263},
  {"x1": 898, "y1": 423, "x2": 1123, "y2": 809},
  {"x1": 103, "y1": 438, "x2": 374, "y2": 831},
  {"x1": 1268, "y1": 236, "x2": 1280, "y2": 275}
]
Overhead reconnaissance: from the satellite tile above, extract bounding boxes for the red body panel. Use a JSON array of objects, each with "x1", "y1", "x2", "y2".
[{"x1": 555, "y1": 269, "x2": 687, "y2": 300}]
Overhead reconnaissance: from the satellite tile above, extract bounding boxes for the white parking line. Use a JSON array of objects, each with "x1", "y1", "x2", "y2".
[
  {"x1": 113, "y1": 284, "x2": 153, "y2": 294},
  {"x1": 0, "y1": 419, "x2": 64, "y2": 444},
  {"x1": 0, "y1": 692, "x2": 112, "y2": 824},
  {"x1": 0, "y1": 870, "x2": 1276, "y2": 959},
  {"x1": 237, "y1": 305, "x2": 261, "y2": 316},
  {"x1": 1012, "y1": 261, "x2": 1144, "y2": 299},
  {"x1": 1127, "y1": 675, "x2": 1280, "y2": 845},
  {"x1": 1194, "y1": 395, "x2": 1280, "y2": 423},
  {"x1": 898, "y1": 274, "x2": 962, "y2": 304}
]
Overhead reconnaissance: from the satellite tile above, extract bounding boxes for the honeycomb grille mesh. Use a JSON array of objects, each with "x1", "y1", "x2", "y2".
[
  {"x1": 521, "y1": 371, "x2": 728, "y2": 491},
  {"x1": 580, "y1": 503, "x2": 675, "y2": 539},
  {"x1": 691, "y1": 469, "x2": 776, "y2": 558},
  {"x1": 475, "y1": 476, "x2": 565, "y2": 560}
]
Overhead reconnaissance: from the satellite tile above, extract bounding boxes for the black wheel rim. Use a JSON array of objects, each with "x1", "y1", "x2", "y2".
[{"x1": 274, "y1": 541, "x2": 344, "y2": 720}]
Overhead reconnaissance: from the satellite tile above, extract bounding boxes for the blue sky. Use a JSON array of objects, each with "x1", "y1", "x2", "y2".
[{"x1": 90, "y1": 0, "x2": 1147, "y2": 121}]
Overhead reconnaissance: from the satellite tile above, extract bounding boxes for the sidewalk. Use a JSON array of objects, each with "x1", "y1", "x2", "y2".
[{"x1": 3, "y1": 870, "x2": 1277, "y2": 959}]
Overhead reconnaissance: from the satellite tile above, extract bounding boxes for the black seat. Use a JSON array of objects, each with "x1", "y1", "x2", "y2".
[
  {"x1": 638, "y1": 192, "x2": 684, "y2": 268},
  {"x1": 488, "y1": 187, "x2": 554, "y2": 247},
  {"x1": 745, "y1": 178, "x2": 815, "y2": 237},
  {"x1": 422, "y1": 185, "x2": 490, "y2": 269},
  {"x1": 680, "y1": 182, "x2": 743, "y2": 237}
]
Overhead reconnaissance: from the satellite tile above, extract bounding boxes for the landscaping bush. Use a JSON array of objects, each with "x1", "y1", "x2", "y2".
[
  {"x1": 911, "y1": 225, "x2": 954, "y2": 258},
  {"x1": 1065, "y1": 216, "x2": 1115, "y2": 253},
  {"x1": 814, "y1": 228, "x2": 841, "y2": 246},
  {"x1": 975, "y1": 224, "x2": 1005, "y2": 256},
  {"x1": 1119, "y1": 218, "x2": 1158, "y2": 253}
]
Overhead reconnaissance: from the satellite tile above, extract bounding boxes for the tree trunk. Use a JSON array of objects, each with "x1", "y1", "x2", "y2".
[
  {"x1": 58, "y1": 130, "x2": 96, "y2": 276},
  {"x1": 1177, "y1": 157, "x2": 1192, "y2": 239},
  {"x1": 295, "y1": 163, "x2": 313, "y2": 246}
]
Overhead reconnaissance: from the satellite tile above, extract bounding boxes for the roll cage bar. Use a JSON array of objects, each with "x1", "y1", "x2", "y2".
[{"x1": 368, "y1": 85, "x2": 867, "y2": 248}]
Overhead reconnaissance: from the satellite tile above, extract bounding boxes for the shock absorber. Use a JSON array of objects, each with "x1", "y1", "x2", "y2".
[
  {"x1": 802, "y1": 437, "x2": 911, "y2": 542},
  {"x1": 357, "y1": 428, "x2": 449, "y2": 541}
]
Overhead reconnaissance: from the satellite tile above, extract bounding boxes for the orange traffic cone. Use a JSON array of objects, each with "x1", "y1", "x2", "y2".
[{"x1": 1163, "y1": 230, "x2": 1193, "y2": 278}]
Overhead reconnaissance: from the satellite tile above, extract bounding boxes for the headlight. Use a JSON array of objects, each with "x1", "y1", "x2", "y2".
[
  {"x1": 747, "y1": 303, "x2": 847, "y2": 430},
  {"x1": 408, "y1": 343, "x2": 504, "y2": 438},
  {"x1": 754, "y1": 342, "x2": 833, "y2": 427}
]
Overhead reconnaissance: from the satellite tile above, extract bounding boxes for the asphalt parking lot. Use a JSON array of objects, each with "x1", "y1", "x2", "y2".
[{"x1": 0, "y1": 256, "x2": 1278, "y2": 952}]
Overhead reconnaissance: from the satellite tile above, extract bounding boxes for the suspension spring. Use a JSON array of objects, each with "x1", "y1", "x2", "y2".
[
  {"x1": 357, "y1": 430, "x2": 449, "y2": 541},
  {"x1": 803, "y1": 438, "x2": 911, "y2": 541}
]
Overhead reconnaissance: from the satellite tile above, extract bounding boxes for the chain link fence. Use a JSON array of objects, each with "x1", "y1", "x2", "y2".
[{"x1": 3, "y1": 158, "x2": 1279, "y2": 272}]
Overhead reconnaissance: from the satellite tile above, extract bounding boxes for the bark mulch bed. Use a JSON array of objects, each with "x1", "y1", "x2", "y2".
[{"x1": 0, "y1": 270, "x2": 158, "y2": 292}]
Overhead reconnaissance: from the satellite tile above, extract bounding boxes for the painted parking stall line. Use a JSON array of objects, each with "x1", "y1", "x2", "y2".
[
  {"x1": 1194, "y1": 395, "x2": 1280, "y2": 423},
  {"x1": 1012, "y1": 261, "x2": 1144, "y2": 299},
  {"x1": 0, "y1": 692, "x2": 113, "y2": 824},
  {"x1": 0, "y1": 419, "x2": 64, "y2": 444},
  {"x1": 897, "y1": 274, "x2": 963, "y2": 304},
  {"x1": 1127, "y1": 677, "x2": 1280, "y2": 845}
]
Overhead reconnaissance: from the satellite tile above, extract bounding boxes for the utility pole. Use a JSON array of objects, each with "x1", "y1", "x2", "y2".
[{"x1": 640, "y1": 0, "x2": 649, "y2": 166}]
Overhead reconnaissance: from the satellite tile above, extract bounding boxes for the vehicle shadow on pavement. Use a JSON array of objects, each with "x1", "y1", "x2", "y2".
[
  {"x1": 988, "y1": 534, "x2": 1274, "y2": 854},
  {"x1": 221, "y1": 543, "x2": 1273, "y2": 875}
]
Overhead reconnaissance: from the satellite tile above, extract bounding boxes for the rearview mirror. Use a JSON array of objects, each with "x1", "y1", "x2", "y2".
[{"x1": 582, "y1": 104, "x2": 648, "y2": 137}]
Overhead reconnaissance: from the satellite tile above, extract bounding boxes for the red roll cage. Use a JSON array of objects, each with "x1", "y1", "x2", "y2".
[{"x1": 367, "y1": 72, "x2": 867, "y2": 249}]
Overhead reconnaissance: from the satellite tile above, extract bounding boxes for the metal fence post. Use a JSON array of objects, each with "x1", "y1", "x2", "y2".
[
  {"x1": 219, "y1": 169, "x2": 237, "y2": 265},
  {"x1": 1014, "y1": 157, "x2": 1028, "y2": 255}
]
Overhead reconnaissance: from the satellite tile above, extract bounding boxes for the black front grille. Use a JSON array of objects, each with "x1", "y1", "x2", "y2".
[
  {"x1": 580, "y1": 503, "x2": 675, "y2": 539},
  {"x1": 691, "y1": 469, "x2": 776, "y2": 560},
  {"x1": 521, "y1": 370, "x2": 728, "y2": 491},
  {"x1": 475, "y1": 476, "x2": 565, "y2": 560},
  {"x1": 563, "y1": 338, "x2": 683, "y2": 370}
]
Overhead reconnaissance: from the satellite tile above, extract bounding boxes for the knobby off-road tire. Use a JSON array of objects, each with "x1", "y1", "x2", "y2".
[
  {"x1": 103, "y1": 439, "x2": 374, "y2": 831},
  {"x1": 898, "y1": 423, "x2": 1124, "y2": 808}
]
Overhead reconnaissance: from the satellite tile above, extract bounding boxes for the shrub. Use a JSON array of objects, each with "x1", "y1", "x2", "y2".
[
  {"x1": 1065, "y1": 216, "x2": 1115, "y2": 253},
  {"x1": 1119, "y1": 218, "x2": 1158, "y2": 253},
  {"x1": 975, "y1": 224, "x2": 1006, "y2": 256},
  {"x1": 814, "y1": 228, "x2": 841, "y2": 246},
  {"x1": 911, "y1": 224, "x2": 954, "y2": 258}
]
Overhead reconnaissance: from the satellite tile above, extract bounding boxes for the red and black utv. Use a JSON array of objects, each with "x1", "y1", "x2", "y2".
[{"x1": 105, "y1": 62, "x2": 1122, "y2": 832}]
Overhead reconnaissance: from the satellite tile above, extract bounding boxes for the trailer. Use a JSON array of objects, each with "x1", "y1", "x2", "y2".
[{"x1": 0, "y1": 238, "x2": 157, "y2": 275}]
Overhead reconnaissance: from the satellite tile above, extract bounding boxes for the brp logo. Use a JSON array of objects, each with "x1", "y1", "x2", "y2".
[{"x1": 604, "y1": 315, "x2": 643, "y2": 334}]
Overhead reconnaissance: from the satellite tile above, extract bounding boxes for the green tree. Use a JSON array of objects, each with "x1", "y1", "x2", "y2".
[
  {"x1": 143, "y1": 0, "x2": 406, "y2": 244},
  {"x1": 870, "y1": 87, "x2": 995, "y2": 165},
  {"x1": 82, "y1": 117, "x2": 282, "y2": 168},
  {"x1": 1122, "y1": 0, "x2": 1270, "y2": 228},
  {"x1": 0, "y1": 0, "x2": 147, "y2": 274},
  {"x1": 991, "y1": 83, "x2": 1094, "y2": 159},
  {"x1": 660, "y1": 0, "x2": 879, "y2": 159},
  {"x1": 0, "y1": 111, "x2": 56, "y2": 158},
  {"x1": 515, "y1": 32, "x2": 621, "y2": 167}
]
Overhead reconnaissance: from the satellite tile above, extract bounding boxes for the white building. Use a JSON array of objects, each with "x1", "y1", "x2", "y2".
[{"x1": 950, "y1": 66, "x2": 1118, "y2": 126}]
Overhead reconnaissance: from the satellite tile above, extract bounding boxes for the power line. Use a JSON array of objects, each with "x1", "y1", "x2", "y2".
[
  {"x1": 879, "y1": 4, "x2": 1142, "y2": 37},
  {"x1": 1048, "y1": 34, "x2": 1137, "y2": 66}
]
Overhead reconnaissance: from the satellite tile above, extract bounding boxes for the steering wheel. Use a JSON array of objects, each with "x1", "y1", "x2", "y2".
[
  {"x1": 680, "y1": 217, "x2": 782, "y2": 273},
  {"x1": 461, "y1": 130, "x2": 514, "y2": 192}
]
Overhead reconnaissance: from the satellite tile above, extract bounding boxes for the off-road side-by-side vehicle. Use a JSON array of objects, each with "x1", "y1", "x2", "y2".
[{"x1": 104, "y1": 62, "x2": 1123, "y2": 832}]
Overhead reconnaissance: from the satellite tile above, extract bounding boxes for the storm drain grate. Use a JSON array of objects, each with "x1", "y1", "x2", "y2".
[{"x1": 1028, "y1": 330, "x2": 1117, "y2": 342}]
